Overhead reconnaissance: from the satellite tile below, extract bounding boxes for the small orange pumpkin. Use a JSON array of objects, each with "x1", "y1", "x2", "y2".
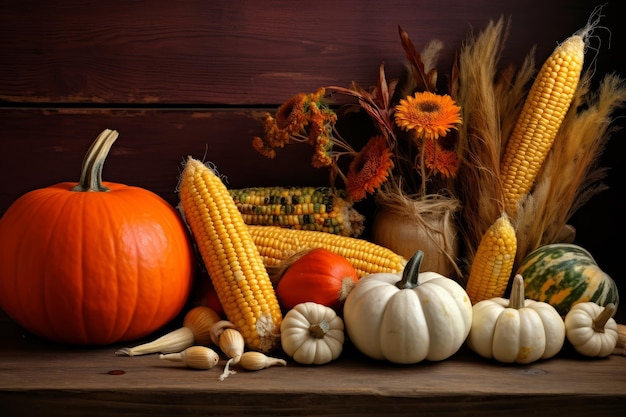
[
  {"x1": 273, "y1": 248, "x2": 358, "y2": 313},
  {"x1": 0, "y1": 129, "x2": 195, "y2": 345}
]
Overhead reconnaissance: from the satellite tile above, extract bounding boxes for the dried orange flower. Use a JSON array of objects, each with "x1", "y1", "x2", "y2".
[
  {"x1": 251, "y1": 39, "x2": 464, "y2": 201},
  {"x1": 345, "y1": 136, "x2": 394, "y2": 201},
  {"x1": 275, "y1": 92, "x2": 309, "y2": 134},
  {"x1": 310, "y1": 126, "x2": 334, "y2": 168},
  {"x1": 394, "y1": 91, "x2": 462, "y2": 140},
  {"x1": 251, "y1": 136, "x2": 276, "y2": 159},
  {"x1": 422, "y1": 136, "x2": 459, "y2": 178},
  {"x1": 252, "y1": 87, "x2": 360, "y2": 186}
]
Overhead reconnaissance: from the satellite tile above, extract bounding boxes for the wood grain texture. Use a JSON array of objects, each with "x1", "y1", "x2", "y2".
[
  {"x1": 1, "y1": 3, "x2": 626, "y2": 412},
  {"x1": 0, "y1": 108, "x2": 330, "y2": 211},
  {"x1": 0, "y1": 0, "x2": 602, "y2": 105},
  {"x1": 1, "y1": 318, "x2": 625, "y2": 417}
]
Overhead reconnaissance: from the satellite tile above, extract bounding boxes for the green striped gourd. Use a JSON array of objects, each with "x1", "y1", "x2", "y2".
[{"x1": 517, "y1": 243, "x2": 619, "y2": 317}]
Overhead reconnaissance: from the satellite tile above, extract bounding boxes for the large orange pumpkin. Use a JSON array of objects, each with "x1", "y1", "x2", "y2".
[{"x1": 0, "y1": 129, "x2": 195, "y2": 345}]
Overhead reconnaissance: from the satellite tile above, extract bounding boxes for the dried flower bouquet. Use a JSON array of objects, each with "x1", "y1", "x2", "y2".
[{"x1": 251, "y1": 8, "x2": 626, "y2": 288}]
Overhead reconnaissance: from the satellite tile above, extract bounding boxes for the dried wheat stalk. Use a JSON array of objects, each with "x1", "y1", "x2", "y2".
[
  {"x1": 454, "y1": 16, "x2": 626, "y2": 280},
  {"x1": 515, "y1": 72, "x2": 626, "y2": 267}
]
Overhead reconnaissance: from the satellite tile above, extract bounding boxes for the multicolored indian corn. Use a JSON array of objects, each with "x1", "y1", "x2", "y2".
[{"x1": 229, "y1": 186, "x2": 365, "y2": 237}]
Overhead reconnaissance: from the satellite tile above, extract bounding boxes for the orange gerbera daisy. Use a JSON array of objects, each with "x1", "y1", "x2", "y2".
[
  {"x1": 422, "y1": 137, "x2": 459, "y2": 178},
  {"x1": 394, "y1": 91, "x2": 462, "y2": 140},
  {"x1": 345, "y1": 136, "x2": 394, "y2": 201}
]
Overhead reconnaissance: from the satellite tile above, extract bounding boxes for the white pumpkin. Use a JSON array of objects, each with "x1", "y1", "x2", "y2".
[
  {"x1": 343, "y1": 251, "x2": 472, "y2": 364},
  {"x1": 564, "y1": 302, "x2": 618, "y2": 358},
  {"x1": 467, "y1": 275, "x2": 565, "y2": 364},
  {"x1": 280, "y1": 302, "x2": 345, "y2": 365}
]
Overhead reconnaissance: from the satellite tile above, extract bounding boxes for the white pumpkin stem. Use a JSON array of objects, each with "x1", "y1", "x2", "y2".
[
  {"x1": 309, "y1": 320, "x2": 330, "y2": 338},
  {"x1": 508, "y1": 274, "x2": 525, "y2": 310},
  {"x1": 396, "y1": 250, "x2": 424, "y2": 290},
  {"x1": 592, "y1": 303, "x2": 616, "y2": 333},
  {"x1": 71, "y1": 129, "x2": 119, "y2": 192}
]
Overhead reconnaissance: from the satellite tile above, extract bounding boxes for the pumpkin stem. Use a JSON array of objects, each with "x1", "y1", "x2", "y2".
[
  {"x1": 592, "y1": 303, "x2": 616, "y2": 333},
  {"x1": 396, "y1": 250, "x2": 424, "y2": 290},
  {"x1": 508, "y1": 274, "x2": 525, "y2": 309},
  {"x1": 309, "y1": 320, "x2": 330, "y2": 339},
  {"x1": 71, "y1": 129, "x2": 119, "y2": 192},
  {"x1": 339, "y1": 278, "x2": 356, "y2": 301}
]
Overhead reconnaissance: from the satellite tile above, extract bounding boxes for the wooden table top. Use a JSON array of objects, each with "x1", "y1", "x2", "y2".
[{"x1": 1, "y1": 315, "x2": 625, "y2": 417}]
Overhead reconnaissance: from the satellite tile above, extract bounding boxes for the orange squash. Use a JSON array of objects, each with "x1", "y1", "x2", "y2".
[
  {"x1": 274, "y1": 248, "x2": 358, "y2": 313},
  {"x1": 0, "y1": 129, "x2": 195, "y2": 345}
]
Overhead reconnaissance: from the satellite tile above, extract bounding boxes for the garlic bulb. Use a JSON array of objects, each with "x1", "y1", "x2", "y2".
[
  {"x1": 239, "y1": 351, "x2": 287, "y2": 371},
  {"x1": 160, "y1": 346, "x2": 220, "y2": 370},
  {"x1": 214, "y1": 324, "x2": 245, "y2": 381},
  {"x1": 210, "y1": 320, "x2": 237, "y2": 345},
  {"x1": 115, "y1": 306, "x2": 221, "y2": 356},
  {"x1": 183, "y1": 305, "x2": 222, "y2": 346},
  {"x1": 219, "y1": 328, "x2": 245, "y2": 364}
]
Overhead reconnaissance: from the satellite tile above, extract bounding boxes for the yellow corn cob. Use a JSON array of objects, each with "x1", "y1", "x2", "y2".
[
  {"x1": 229, "y1": 186, "x2": 365, "y2": 237},
  {"x1": 179, "y1": 157, "x2": 282, "y2": 353},
  {"x1": 247, "y1": 225, "x2": 407, "y2": 277},
  {"x1": 465, "y1": 213, "x2": 517, "y2": 304},
  {"x1": 500, "y1": 33, "x2": 585, "y2": 217}
]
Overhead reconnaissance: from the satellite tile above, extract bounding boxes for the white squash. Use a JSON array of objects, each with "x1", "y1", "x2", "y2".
[
  {"x1": 280, "y1": 302, "x2": 344, "y2": 365},
  {"x1": 564, "y1": 302, "x2": 618, "y2": 358},
  {"x1": 467, "y1": 274, "x2": 565, "y2": 364},
  {"x1": 343, "y1": 250, "x2": 472, "y2": 364}
]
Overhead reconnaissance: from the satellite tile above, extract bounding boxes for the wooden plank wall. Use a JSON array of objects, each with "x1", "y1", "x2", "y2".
[{"x1": 1, "y1": 0, "x2": 624, "y2": 317}]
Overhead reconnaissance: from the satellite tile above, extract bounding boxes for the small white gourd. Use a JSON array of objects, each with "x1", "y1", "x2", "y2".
[
  {"x1": 467, "y1": 274, "x2": 565, "y2": 364},
  {"x1": 564, "y1": 302, "x2": 618, "y2": 358},
  {"x1": 280, "y1": 302, "x2": 345, "y2": 365}
]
